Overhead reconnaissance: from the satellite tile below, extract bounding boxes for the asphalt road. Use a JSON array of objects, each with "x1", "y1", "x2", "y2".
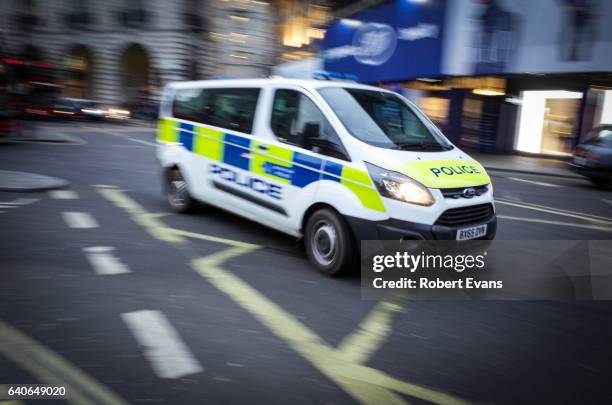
[{"x1": 1, "y1": 122, "x2": 611, "y2": 405}]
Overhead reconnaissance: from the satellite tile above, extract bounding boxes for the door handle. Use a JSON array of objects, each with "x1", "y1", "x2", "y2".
[{"x1": 257, "y1": 144, "x2": 268, "y2": 151}]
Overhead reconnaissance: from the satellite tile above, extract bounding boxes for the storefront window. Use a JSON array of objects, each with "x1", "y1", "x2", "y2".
[
  {"x1": 540, "y1": 98, "x2": 580, "y2": 155},
  {"x1": 594, "y1": 89, "x2": 612, "y2": 126},
  {"x1": 515, "y1": 90, "x2": 583, "y2": 156},
  {"x1": 419, "y1": 96, "x2": 449, "y2": 126}
]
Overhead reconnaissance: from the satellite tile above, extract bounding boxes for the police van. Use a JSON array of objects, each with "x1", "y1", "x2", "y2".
[{"x1": 157, "y1": 78, "x2": 496, "y2": 275}]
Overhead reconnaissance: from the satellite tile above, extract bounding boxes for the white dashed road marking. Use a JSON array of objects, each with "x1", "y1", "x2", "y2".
[
  {"x1": 508, "y1": 177, "x2": 562, "y2": 188},
  {"x1": 121, "y1": 310, "x2": 204, "y2": 379},
  {"x1": 49, "y1": 190, "x2": 79, "y2": 199},
  {"x1": 93, "y1": 184, "x2": 117, "y2": 189},
  {"x1": 9, "y1": 198, "x2": 40, "y2": 205},
  {"x1": 83, "y1": 246, "x2": 131, "y2": 275},
  {"x1": 602, "y1": 199, "x2": 612, "y2": 206},
  {"x1": 0, "y1": 198, "x2": 40, "y2": 208},
  {"x1": 62, "y1": 212, "x2": 99, "y2": 229},
  {"x1": 106, "y1": 131, "x2": 156, "y2": 147}
]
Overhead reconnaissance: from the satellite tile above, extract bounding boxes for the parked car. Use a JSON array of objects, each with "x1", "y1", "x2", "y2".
[
  {"x1": 52, "y1": 98, "x2": 106, "y2": 121},
  {"x1": 569, "y1": 125, "x2": 612, "y2": 187},
  {"x1": 53, "y1": 98, "x2": 132, "y2": 121}
]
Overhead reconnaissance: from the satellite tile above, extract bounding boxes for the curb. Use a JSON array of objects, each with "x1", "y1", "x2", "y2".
[{"x1": 483, "y1": 166, "x2": 583, "y2": 180}]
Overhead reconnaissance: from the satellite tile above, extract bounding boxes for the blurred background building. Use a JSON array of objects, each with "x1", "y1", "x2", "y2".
[
  {"x1": 2, "y1": 0, "x2": 611, "y2": 157},
  {"x1": 0, "y1": 0, "x2": 277, "y2": 106},
  {"x1": 319, "y1": 0, "x2": 612, "y2": 157}
]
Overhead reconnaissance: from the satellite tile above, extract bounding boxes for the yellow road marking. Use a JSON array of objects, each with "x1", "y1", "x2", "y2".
[
  {"x1": 96, "y1": 187, "x2": 186, "y2": 244},
  {"x1": 337, "y1": 299, "x2": 405, "y2": 364},
  {"x1": 495, "y1": 199, "x2": 612, "y2": 225},
  {"x1": 497, "y1": 215, "x2": 612, "y2": 232},
  {"x1": 169, "y1": 228, "x2": 260, "y2": 249},
  {"x1": 0, "y1": 320, "x2": 129, "y2": 405},
  {"x1": 508, "y1": 199, "x2": 612, "y2": 222},
  {"x1": 193, "y1": 250, "x2": 469, "y2": 405},
  {"x1": 98, "y1": 187, "x2": 472, "y2": 405},
  {"x1": 95, "y1": 187, "x2": 260, "y2": 248}
]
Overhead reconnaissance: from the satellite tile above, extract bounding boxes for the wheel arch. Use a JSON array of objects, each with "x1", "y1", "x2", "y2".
[
  {"x1": 301, "y1": 203, "x2": 359, "y2": 248},
  {"x1": 301, "y1": 202, "x2": 338, "y2": 235},
  {"x1": 162, "y1": 162, "x2": 193, "y2": 194}
]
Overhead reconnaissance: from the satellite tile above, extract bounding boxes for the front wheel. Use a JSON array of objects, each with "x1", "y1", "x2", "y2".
[
  {"x1": 165, "y1": 168, "x2": 195, "y2": 213},
  {"x1": 304, "y1": 208, "x2": 356, "y2": 276}
]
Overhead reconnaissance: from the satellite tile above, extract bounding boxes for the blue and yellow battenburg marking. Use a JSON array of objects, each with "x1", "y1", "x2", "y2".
[{"x1": 157, "y1": 118, "x2": 386, "y2": 212}]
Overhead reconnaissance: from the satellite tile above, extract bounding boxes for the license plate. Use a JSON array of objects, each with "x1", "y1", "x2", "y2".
[
  {"x1": 573, "y1": 156, "x2": 587, "y2": 166},
  {"x1": 456, "y1": 224, "x2": 487, "y2": 240}
]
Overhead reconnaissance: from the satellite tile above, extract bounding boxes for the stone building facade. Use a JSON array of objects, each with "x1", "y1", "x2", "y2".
[{"x1": 0, "y1": 0, "x2": 278, "y2": 104}]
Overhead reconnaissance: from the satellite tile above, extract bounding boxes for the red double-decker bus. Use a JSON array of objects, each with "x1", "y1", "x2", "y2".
[
  {"x1": 0, "y1": 57, "x2": 72, "y2": 119},
  {"x1": 1, "y1": 60, "x2": 20, "y2": 137}
]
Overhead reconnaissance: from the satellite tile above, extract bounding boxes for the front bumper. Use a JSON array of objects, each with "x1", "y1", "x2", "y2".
[{"x1": 346, "y1": 214, "x2": 497, "y2": 241}]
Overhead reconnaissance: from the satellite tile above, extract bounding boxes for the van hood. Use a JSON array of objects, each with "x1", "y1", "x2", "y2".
[{"x1": 365, "y1": 148, "x2": 491, "y2": 189}]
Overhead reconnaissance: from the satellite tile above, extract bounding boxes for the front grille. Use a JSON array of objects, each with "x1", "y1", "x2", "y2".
[
  {"x1": 441, "y1": 185, "x2": 488, "y2": 199},
  {"x1": 435, "y1": 203, "x2": 494, "y2": 227}
]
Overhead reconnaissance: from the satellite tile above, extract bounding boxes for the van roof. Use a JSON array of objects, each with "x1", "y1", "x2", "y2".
[{"x1": 166, "y1": 77, "x2": 391, "y2": 93}]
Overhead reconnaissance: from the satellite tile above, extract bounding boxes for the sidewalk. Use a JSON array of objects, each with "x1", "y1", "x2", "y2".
[
  {"x1": 14, "y1": 121, "x2": 82, "y2": 143},
  {"x1": 0, "y1": 170, "x2": 69, "y2": 192},
  {"x1": 471, "y1": 152, "x2": 581, "y2": 179}
]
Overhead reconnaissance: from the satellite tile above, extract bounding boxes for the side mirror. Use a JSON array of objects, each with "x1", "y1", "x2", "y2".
[
  {"x1": 302, "y1": 122, "x2": 321, "y2": 148},
  {"x1": 302, "y1": 121, "x2": 350, "y2": 161}
]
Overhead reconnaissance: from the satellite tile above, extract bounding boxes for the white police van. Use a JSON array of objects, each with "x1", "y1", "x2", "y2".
[{"x1": 157, "y1": 77, "x2": 496, "y2": 275}]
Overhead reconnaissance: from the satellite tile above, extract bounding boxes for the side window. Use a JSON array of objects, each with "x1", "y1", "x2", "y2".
[
  {"x1": 271, "y1": 89, "x2": 348, "y2": 160},
  {"x1": 172, "y1": 87, "x2": 260, "y2": 134},
  {"x1": 205, "y1": 88, "x2": 260, "y2": 134},
  {"x1": 172, "y1": 88, "x2": 208, "y2": 123}
]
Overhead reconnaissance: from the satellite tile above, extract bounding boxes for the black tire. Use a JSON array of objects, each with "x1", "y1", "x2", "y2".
[
  {"x1": 165, "y1": 167, "x2": 195, "y2": 213},
  {"x1": 304, "y1": 208, "x2": 357, "y2": 276}
]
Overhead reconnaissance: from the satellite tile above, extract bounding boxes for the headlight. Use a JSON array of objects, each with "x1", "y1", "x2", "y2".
[{"x1": 366, "y1": 162, "x2": 434, "y2": 206}]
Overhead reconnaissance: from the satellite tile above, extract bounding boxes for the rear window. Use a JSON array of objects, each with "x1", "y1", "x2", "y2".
[{"x1": 172, "y1": 87, "x2": 260, "y2": 134}]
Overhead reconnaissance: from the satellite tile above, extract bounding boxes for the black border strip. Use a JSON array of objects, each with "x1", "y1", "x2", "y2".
[{"x1": 212, "y1": 180, "x2": 288, "y2": 216}]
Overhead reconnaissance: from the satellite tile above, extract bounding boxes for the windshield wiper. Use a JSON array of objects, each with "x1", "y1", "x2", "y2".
[{"x1": 395, "y1": 142, "x2": 453, "y2": 151}]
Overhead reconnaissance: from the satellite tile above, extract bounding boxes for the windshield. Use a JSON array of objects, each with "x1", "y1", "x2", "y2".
[{"x1": 318, "y1": 87, "x2": 452, "y2": 151}]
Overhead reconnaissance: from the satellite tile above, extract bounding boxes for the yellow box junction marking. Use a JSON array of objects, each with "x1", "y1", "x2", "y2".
[
  {"x1": 97, "y1": 186, "x2": 472, "y2": 405},
  {"x1": 0, "y1": 320, "x2": 129, "y2": 405},
  {"x1": 336, "y1": 299, "x2": 405, "y2": 365}
]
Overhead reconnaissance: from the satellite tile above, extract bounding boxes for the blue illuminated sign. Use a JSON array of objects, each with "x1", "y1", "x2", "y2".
[{"x1": 322, "y1": 0, "x2": 447, "y2": 83}]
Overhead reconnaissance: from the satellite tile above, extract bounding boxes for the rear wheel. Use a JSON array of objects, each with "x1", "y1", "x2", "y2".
[
  {"x1": 304, "y1": 208, "x2": 356, "y2": 276},
  {"x1": 165, "y1": 168, "x2": 194, "y2": 213}
]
